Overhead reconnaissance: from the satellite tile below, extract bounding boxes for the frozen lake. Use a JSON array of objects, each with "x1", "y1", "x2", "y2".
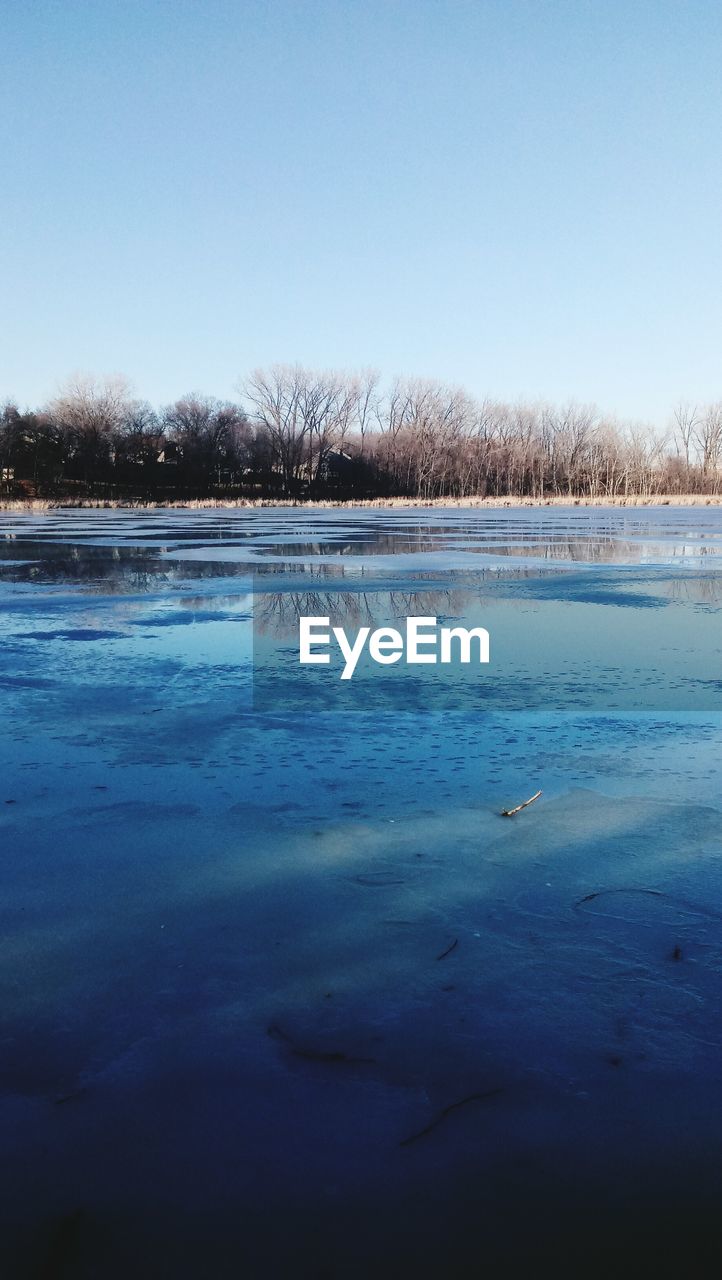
[{"x1": 2, "y1": 506, "x2": 722, "y2": 1276}]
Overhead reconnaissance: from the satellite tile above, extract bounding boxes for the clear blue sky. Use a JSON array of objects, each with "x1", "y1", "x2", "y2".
[{"x1": 2, "y1": 0, "x2": 721, "y2": 425}]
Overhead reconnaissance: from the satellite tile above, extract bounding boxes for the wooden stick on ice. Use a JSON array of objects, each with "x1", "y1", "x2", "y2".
[{"x1": 501, "y1": 789, "x2": 542, "y2": 817}]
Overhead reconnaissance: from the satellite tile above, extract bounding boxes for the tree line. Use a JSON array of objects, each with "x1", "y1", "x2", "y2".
[{"x1": 1, "y1": 367, "x2": 721, "y2": 501}]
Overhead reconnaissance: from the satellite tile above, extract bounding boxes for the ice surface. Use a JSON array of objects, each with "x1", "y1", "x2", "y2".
[{"x1": 2, "y1": 507, "x2": 722, "y2": 1276}]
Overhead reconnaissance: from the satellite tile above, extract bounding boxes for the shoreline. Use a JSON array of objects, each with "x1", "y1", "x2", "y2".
[{"x1": 2, "y1": 493, "x2": 722, "y2": 513}]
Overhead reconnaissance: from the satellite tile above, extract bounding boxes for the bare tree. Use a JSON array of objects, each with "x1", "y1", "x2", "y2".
[
  {"x1": 242, "y1": 366, "x2": 309, "y2": 495},
  {"x1": 115, "y1": 401, "x2": 162, "y2": 468},
  {"x1": 163, "y1": 394, "x2": 248, "y2": 490},
  {"x1": 693, "y1": 403, "x2": 722, "y2": 484},
  {"x1": 2, "y1": 364, "x2": 720, "y2": 501},
  {"x1": 673, "y1": 402, "x2": 698, "y2": 472},
  {"x1": 47, "y1": 374, "x2": 134, "y2": 488},
  {"x1": 354, "y1": 370, "x2": 379, "y2": 458}
]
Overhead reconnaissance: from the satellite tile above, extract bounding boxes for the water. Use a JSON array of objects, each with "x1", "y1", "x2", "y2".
[{"x1": 2, "y1": 506, "x2": 722, "y2": 1276}]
